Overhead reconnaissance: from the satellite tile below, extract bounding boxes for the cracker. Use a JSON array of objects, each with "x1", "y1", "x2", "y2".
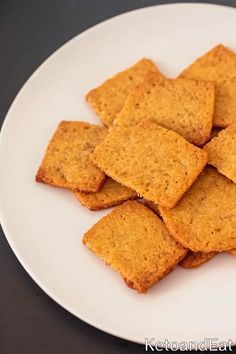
[
  {"x1": 115, "y1": 75, "x2": 214, "y2": 146},
  {"x1": 75, "y1": 177, "x2": 137, "y2": 211},
  {"x1": 36, "y1": 121, "x2": 107, "y2": 192},
  {"x1": 83, "y1": 201, "x2": 187, "y2": 293},
  {"x1": 144, "y1": 200, "x2": 161, "y2": 216},
  {"x1": 91, "y1": 121, "x2": 207, "y2": 208},
  {"x1": 179, "y1": 251, "x2": 217, "y2": 269},
  {"x1": 180, "y1": 44, "x2": 236, "y2": 127},
  {"x1": 86, "y1": 58, "x2": 161, "y2": 127},
  {"x1": 160, "y1": 167, "x2": 236, "y2": 252},
  {"x1": 204, "y1": 124, "x2": 236, "y2": 183}
]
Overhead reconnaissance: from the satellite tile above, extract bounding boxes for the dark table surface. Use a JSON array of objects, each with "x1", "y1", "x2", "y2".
[{"x1": 1, "y1": 1, "x2": 236, "y2": 353}]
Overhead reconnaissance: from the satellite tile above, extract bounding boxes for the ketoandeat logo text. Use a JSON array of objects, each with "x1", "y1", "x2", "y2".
[{"x1": 144, "y1": 338, "x2": 233, "y2": 351}]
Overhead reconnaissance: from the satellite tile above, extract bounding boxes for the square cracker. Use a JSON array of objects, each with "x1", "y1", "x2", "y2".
[
  {"x1": 86, "y1": 58, "x2": 161, "y2": 127},
  {"x1": 75, "y1": 177, "x2": 137, "y2": 211},
  {"x1": 115, "y1": 75, "x2": 215, "y2": 146},
  {"x1": 36, "y1": 121, "x2": 107, "y2": 192},
  {"x1": 179, "y1": 44, "x2": 236, "y2": 127},
  {"x1": 204, "y1": 123, "x2": 236, "y2": 183},
  {"x1": 160, "y1": 167, "x2": 236, "y2": 253},
  {"x1": 179, "y1": 251, "x2": 217, "y2": 269},
  {"x1": 91, "y1": 120, "x2": 207, "y2": 208},
  {"x1": 83, "y1": 200, "x2": 187, "y2": 293}
]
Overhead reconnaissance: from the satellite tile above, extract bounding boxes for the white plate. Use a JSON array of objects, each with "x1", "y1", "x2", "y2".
[{"x1": 1, "y1": 3, "x2": 236, "y2": 345}]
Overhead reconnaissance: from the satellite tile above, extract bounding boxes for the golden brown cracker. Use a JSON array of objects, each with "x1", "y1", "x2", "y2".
[
  {"x1": 180, "y1": 44, "x2": 236, "y2": 127},
  {"x1": 204, "y1": 123, "x2": 236, "y2": 183},
  {"x1": 91, "y1": 121, "x2": 207, "y2": 208},
  {"x1": 83, "y1": 201, "x2": 187, "y2": 293},
  {"x1": 160, "y1": 167, "x2": 236, "y2": 252},
  {"x1": 75, "y1": 177, "x2": 137, "y2": 210},
  {"x1": 86, "y1": 58, "x2": 161, "y2": 127},
  {"x1": 179, "y1": 251, "x2": 217, "y2": 269},
  {"x1": 115, "y1": 75, "x2": 214, "y2": 146},
  {"x1": 36, "y1": 121, "x2": 107, "y2": 192}
]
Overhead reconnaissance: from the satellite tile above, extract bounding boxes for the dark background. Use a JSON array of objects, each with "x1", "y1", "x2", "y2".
[{"x1": 1, "y1": 1, "x2": 236, "y2": 353}]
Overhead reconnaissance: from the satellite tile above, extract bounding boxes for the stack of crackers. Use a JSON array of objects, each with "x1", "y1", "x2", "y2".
[{"x1": 36, "y1": 45, "x2": 236, "y2": 293}]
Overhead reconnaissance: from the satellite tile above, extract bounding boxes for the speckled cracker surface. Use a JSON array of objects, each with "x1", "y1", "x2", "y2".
[
  {"x1": 83, "y1": 201, "x2": 187, "y2": 293},
  {"x1": 36, "y1": 121, "x2": 107, "y2": 192},
  {"x1": 115, "y1": 75, "x2": 214, "y2": 146},
  {"x1": 86, "y1": 58, "x2": 161, "y2": 127},
  {"x1": 160, "y1": 167, "x2": 236, "y2": 252},
  {"x1": 204, "y1": 124, "x2": 236, "y2": 183},
  {"x1": 91, "y1": 121, "x2": 207, "y2": 208},
  {"x1": 75, "y1": 178, "x2": 137, "y2": 210},
  {"x1": 179, "y1": 251, "x2": 217, "y2": 269},
  {"x1": 180, "y1": 44, "x2": 236, "y2": 127}
]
